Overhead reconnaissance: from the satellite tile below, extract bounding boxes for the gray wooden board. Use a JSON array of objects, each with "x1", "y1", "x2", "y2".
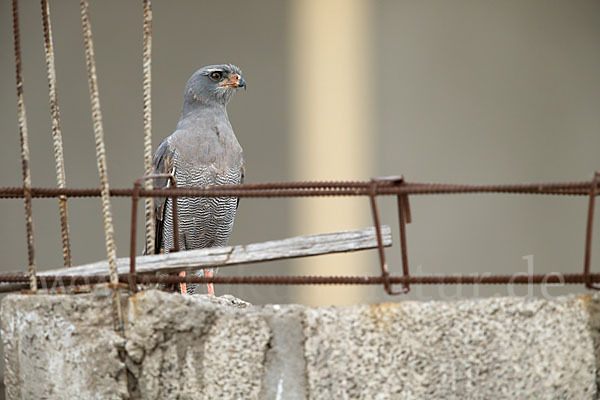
[{"x1": 30, "y1": 225, "x2": 392, "y2": 279}]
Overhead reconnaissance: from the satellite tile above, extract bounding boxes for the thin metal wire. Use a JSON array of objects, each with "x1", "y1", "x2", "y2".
[
  {"x1": 41, "y1": 0, "x2": 72, "y2": 268},
  {"x1": 12, "y1": 0, "x2": 37, "y2": 291},
  {"x1": 79, "y1": 0, "x2": 123, "y2": 331},
  {"x1": 142, "y1": 0, "x2": 155, "y2": 254}
]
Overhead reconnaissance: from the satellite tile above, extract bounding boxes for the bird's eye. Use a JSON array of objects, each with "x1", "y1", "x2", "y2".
[{"x1": 209, "y1": 71, "x2": 223, "y2": 81}]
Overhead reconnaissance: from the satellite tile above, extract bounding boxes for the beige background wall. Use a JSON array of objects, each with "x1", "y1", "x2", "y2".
[
  {"x1": 1, "y1": 0, "x2": 600, "y2": 307},
  {"x1": 375, "y1": 0, "x2": 600, "y2": 301}
]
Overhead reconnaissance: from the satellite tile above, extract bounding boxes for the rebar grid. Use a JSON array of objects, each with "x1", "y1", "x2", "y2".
[{"x1": 1, "y1": 175, "x2": 598, "y2": 295}]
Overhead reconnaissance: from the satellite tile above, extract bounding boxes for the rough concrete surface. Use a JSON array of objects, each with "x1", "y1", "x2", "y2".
[
  {"x1": 2, "y1": 290, "x2": 600, "y2": 399},
  {"x1": 1, "y1": 290, "x2": 128, "y2": 400}
]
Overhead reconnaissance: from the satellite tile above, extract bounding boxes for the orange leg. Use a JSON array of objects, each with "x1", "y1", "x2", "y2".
[
  {"x1": 179, "y1": 271, "x2": 187, "y2": 295},
  {"x1": 204, "y1": 268, "x2": 215, "y2": 296}
]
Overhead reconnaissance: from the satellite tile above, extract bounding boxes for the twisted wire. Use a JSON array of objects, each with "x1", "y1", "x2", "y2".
[
  {"x1": 142, "y1": 0, "x2": 155, "y2": 254},
  {"x1": 79, "y1": 0, "x2": 123, "y2": 331},
  {"x1": 41, "y1": 0, "x2": 72, "y2": 268},
  {"x1": 12, "y1": 0, "x2": 37, "y2": 291}
]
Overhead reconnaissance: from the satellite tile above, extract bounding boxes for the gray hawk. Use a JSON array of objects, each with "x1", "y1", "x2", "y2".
[{"x1": 151, "y1": 64, "x2": 246, "y2": 295}]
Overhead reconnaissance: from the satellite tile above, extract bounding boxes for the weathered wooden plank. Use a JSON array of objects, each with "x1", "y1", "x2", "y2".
[{"x1": 35, "y1": 225, "x2": 392, "y2": 278}]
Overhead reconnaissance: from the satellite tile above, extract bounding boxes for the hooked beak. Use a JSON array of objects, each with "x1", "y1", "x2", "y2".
[{"x1": 221, "y1": 74, "x2": 246, "y2": 90}]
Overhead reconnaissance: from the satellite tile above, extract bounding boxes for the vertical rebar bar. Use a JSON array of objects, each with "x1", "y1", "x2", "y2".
[
  {"x1": 79, "y1": 0, "x2": 123, "y2": 331},
  {"x1": 397, "y1": 194, "x2": 410, "y2": 292},
  {"x1": 368, "y1": 181, "x2": 394, "y2": 294},
  {"x1": 170, "y1": 178, "x2": 180, "y2": 253},
  {"x1": 12, "y1": 0, "x2": 37, "y2": 291},
  {"x1": 142, "y1": 0, "x2": 155, "y2": 254},
  {"x1": 129, "y1": 181, "x2": 141, "y2": 292},
  {"x1": 41, "y1": 0, "x2": 72, "y2": 268},
  {"x1": 584, "y1": 172, "x2": 599, "y2": 289},
  {"x1": 129, "y1": 174, "x2": 178, "y2": 291}
]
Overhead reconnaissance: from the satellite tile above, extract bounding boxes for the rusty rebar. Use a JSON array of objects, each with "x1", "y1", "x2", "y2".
[
  {"x1": 12, "y1": 0, "x2": 37, "y2": 291},
  {"x1": 369, "y1": 180, "x2": 401, "y2": 295},
  {"x1": 0, "y1": 272, "x2": 598, "y2": 291},
  {"x1": 130, "y1": 181, "x2": 140, "y2": 291},
  {"x1": 41, "y1": 0, "x2": 72, "y2": 268},
  {"x1": 141, "y1": 0, "x2": 154, "y2": 255},
  {"x1": 170, "y1": 182, "x2": 180, "y2": 254},
  {"x1": 370, "y1": 176, "x2": 411, "y2": 294},
  {"x1": 130, "y1": 174, "x2": 178, "y2": 291},
  {"x1": 3, "y1": 175, "x2": 600, "y2": 295},
  {"x1": 397, "y1": 194, "x2": 410, "y2": 292},
  {"x1": 80, "y1": 0, "x2": 123, "y2": 332},
  {"x1": 1, "y1": 179, "x2": 599, "y2": 200},
  {"x1": 584, "y1": 172, "x2": 600, "y2": 289},
  {"x1": 80, "y1": 0, "x2": 118, "y2": 281}
]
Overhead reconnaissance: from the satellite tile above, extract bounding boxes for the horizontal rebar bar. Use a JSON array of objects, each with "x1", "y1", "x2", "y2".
[
  {"x1": 0, "y1": 179, "x2": 596, "y2": 199},
  {"x1": 0, "y1": 273, "x2": 597, "y2": 291}
]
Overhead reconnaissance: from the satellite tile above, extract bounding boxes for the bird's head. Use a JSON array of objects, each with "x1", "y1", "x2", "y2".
[{"x1": 183, "y1": 64, "x2": 246, "y2": 108}]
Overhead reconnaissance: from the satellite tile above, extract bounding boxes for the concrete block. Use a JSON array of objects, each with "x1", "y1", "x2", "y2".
[
  {"x1": 1, "y1": 290, "x2": 127, "y2": 400},
  {"x1": 2, "y1": 290, "x2": 600, "y2": 399},
  {"x1": 302, "y1": 296, "x2": 598, "y2": 399},
  {"x1": 125, "y1": 291, "x2": 270, "y2": 400}
]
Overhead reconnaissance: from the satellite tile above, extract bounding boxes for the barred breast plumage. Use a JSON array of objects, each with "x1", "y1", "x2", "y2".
[{"x1": 161, "y1": 164, "x2": 241, "y2": 252}]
